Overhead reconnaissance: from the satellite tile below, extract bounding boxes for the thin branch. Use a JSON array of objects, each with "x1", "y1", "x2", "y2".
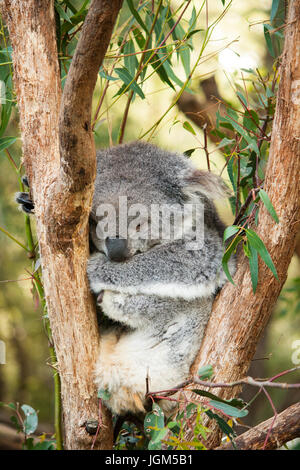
[
  {"x1": 146, "y1": 367, "x2": 300, "y2": 399},
  {"x1": 215, "y1": 401, "x2": 300, "y2": 450}
]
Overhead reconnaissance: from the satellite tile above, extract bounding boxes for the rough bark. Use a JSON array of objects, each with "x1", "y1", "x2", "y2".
[
  {"x1": 187, "y1": 0, "x2": 300, "y2": 447},
  {"x1": 215, "y1": 401, "x2": 300, "y2": 450},
  {"x1": 1, "y1": 0, "x2": 123, "y2": 449}
]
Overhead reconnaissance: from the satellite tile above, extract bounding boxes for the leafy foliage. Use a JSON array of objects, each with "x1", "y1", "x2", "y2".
[
  {"x1": 215, "y1": 65, "x2": 281, "y2": 292},
  {"x1": 0, "y1": 402, "x2": 56, "y2": 450}
]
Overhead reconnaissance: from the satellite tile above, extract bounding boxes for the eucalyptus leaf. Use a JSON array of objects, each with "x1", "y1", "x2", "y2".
[
  {"x1": 97, "y1": 388, "x2": 111, "y2": 400},
  {"x1": 21, "y1": 404, "x2": 38, "y2": 435},
  {"x1": 245, "y1": 228, "x2": 278, "y2": 279},
  {"x1": 209, "y1": 400, "x2": 248, "y2": 418},
  {"x1": 197, "y1": 364, "x2": 214, "y2": 379},
  {"x1": 0, "y1": 136, "x2": 17, "y2": 153},
  {"x1": 259, "y1": 189, "x2": 279, "y2": 223},
  {"x1": 115, "y1": 67, "x2": 145, "y2": 99}
]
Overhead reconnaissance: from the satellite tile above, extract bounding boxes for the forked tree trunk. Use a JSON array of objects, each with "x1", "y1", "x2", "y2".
[
  {"x1": 188, "y1": 0, "x2": 300, "y2": 448},
  {"x1": 1, "y1": 0, "x2": 123, "y2": 449}
]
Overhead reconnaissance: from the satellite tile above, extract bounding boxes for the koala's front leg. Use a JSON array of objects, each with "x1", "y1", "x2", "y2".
[{"x1": 97, "y1": 289, "x2": 177, "y2": 329}]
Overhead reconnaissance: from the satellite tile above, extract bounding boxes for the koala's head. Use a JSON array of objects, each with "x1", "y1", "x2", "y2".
[{"x1": 90, "y1": 141, "x2": 227, "y2": 261}]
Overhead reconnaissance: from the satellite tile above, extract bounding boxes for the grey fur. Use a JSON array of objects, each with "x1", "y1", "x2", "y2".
[{"x1": 87, "y1": 141, "x2": 235, "y2": 416}]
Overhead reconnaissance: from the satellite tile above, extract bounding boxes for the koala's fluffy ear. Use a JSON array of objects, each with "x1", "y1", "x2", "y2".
[{"x1": 183, "y1": 168, "x2": 231, "y2": 201}]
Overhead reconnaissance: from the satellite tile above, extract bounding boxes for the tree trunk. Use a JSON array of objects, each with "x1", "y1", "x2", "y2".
[
  {"x1": 187, "y1": 0, "x2": 300, "y2": 447},
  {"x1": 1, "y1": 0, "x2": 122, "y2": 449}
]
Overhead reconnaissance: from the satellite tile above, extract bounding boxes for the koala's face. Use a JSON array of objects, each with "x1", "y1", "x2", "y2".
[
  {"x1": 89, "y1": 141, "x2": 225, "y2": 262},
  {"x1": 90, "y1": 144, "x2": 188, "y2": 262},
  {"x1": 90, "y1": 181, "x2": 181, "y2": 261}
]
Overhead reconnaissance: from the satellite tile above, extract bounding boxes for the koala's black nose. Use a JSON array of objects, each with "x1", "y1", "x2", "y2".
[{"x1": 105, "y1": 237, "x2": 128, "y2": 262}]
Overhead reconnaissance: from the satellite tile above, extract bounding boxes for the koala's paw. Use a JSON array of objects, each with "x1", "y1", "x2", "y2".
[
  {"x1": 98, "y1": 290, "x2": 127, "y2": 323},
  {"x1": 15, "y1": 191, "x2": 35, "y2": 214}
]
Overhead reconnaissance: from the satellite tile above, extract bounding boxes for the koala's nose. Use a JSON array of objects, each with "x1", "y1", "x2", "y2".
[{"x1": 105, "y1": 237, "x2": 128, "y2": 262}]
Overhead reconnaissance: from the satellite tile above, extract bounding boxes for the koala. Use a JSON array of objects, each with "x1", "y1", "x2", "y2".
[
  {"x1": 17, "y1": 141, "x2": 235, "y2": 418},
  {"x1": 87, "y1": 141, "x2": 235, "y2": 416}
]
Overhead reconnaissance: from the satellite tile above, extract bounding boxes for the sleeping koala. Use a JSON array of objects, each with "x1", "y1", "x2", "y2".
[
  {"x1": 17, "y1": 141, "x2": 234, "y2": 417},
  {"x1": 86, "y1": 141, "x2": 235, "y2": 416}
]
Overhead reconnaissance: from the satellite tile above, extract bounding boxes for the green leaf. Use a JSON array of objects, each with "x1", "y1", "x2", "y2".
[
  {"x1": 192, "y1": 390, "x2": 246, "y2": 409},
  {"x1": 8, "y1": 402, "x2": 17, "y2": 410},
  {"x1": 0, "y1": 136, "x2": 17, "y2": 153},
  {"x1": 224, "y1": 112, "x2": 260, "y2": 155},
  {"x1": 205, "y1": 409, "x2": 236, "y2": 441},
  {"x1": 10, "y1": 415, "x2": 22, "y2": 432},
  {"x1": 21, "y1": 404, "x2": 38, "y2": 435},
  {"x1": 217, "y1": 137, "x2": 235, "y2": 150},
  {"x1": 99, "y1": 66, "x2": 118, "y2": 82},
  {"x1": 33, "y1": 440, "x2": 55, "y2": 450},
  {"x1": 0, "y1": 101, "x2": 13, "y2": 138},
  {"x1": 124, "y1": 39, "x2": 138, "y2": 77},
  {"x1": 237, "y1": 91, "x2": 247, "y2": 107},
  {"x1": 148, "y1": 428, "x2": 168, "y2": 449},
  {"x1": 97, "y1": 388, "x2": 111, "y2": 400},
  {"x1": 243, "y1": 241, "x2": 251, "y2": 258},
  {"x1": 186, "y1": 29, "x2": 203, "y2": 40},
  {"x1": 263, "y1": 24, "x2": 275, "y2": 57},
  {"x1": 126, "y1": 0, "x2": 149, "y2": 34},
  {"x1": 148, "y1": 53, "x2": 175, "y2": 90},
  {"x1": 259, "y1": 189, "x2": 279, "y2": 223},
  {"x1": 115, "y1": 67, "x2": 145, "y2": 99},
  {"x1": 248, "y1": 243, "x2": 258, "y2": 293},
  {"x1": 144, "y1": 403, "x2": 165, "y2": 450},
  {"x1": 245, "y1": 228, "x2": 278, "y2": 279},
  {"x1": 270, "y1": 0, "x2": 280, "y2": 23},
  {"x1": 226, "y1": 107, "x2": 239, "y2": 120},
  {"x1": 197, "y1": 364, "x2": 214, "y2": 379},
  {"x1": 184, "y1": 148, "x2": 196, "y2": 157},
  {"x1": 55, "y1": 2, "x2": 72, "y2": 23},
  {"x1": 167, "y1": 421, "x2": 181, "y2": 435},
  {"x1": 243, "y1": 110, "x2": 259, "y2": 133},
  {"x1": 132, "y1": 27, "x2": 146, "y2": 50},
  {"x1": 179, "y1": 44, "x2": 191, "y2": 78},
  {"x1": 209, "y1": 400, "x2": 248, "y2": 418},
  {"x1": 23, "y1": 437, "x2": 34, "y2": 450},
  {"x1": 183, "y1": 121, "x2": 196, "y2": 135},
  {"x1": 222, "y1": 235, "x2": 242, "y2": 284},
  {"x1": 227, "y1": 156, "x2": 236, "y2": 192},
  {"x1": 223, "y1": 225, "x2": 240, "y2": 243},
  {"x1": 156, "y1": 50, "x2": 186, "y2": 89}
]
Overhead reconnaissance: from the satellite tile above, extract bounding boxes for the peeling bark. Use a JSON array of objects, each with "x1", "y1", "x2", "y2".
[
  {"x1": 1, "y1": 0, "x2": 123, "y2": 449},
  {"x1": 187, "y1": 0, "x2": 300, "y2": 447}
]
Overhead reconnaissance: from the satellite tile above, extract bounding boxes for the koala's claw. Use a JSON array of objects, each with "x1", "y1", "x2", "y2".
[
  {"x1": 15, "y1": 192, "x2": 35, "y2": 214},
  {"x1": 97, "y1": 290, "x2": 105, "y2": 305},
  {"x1": 22, "y1": 176, "x2": 30, "y2": 188}
]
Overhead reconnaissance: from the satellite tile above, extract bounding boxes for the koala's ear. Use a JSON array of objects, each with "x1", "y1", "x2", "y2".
[{"x1": 183, "y1": 168, "x2": 231, "y2": 200}]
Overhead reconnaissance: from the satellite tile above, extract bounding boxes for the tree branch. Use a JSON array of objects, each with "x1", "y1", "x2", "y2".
[
  {"x1": 177, "y1": 76, "x2": 233, "y2": 144},
  {"x1": 2, "y1": 0, "x2": 123, "y2": 449},
  {"x1": 215, "y1": 401, "x2": 300, "y2": 450},
  {"x1": 186, "y1": 0, "x2": 300, "y2": 448}
]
